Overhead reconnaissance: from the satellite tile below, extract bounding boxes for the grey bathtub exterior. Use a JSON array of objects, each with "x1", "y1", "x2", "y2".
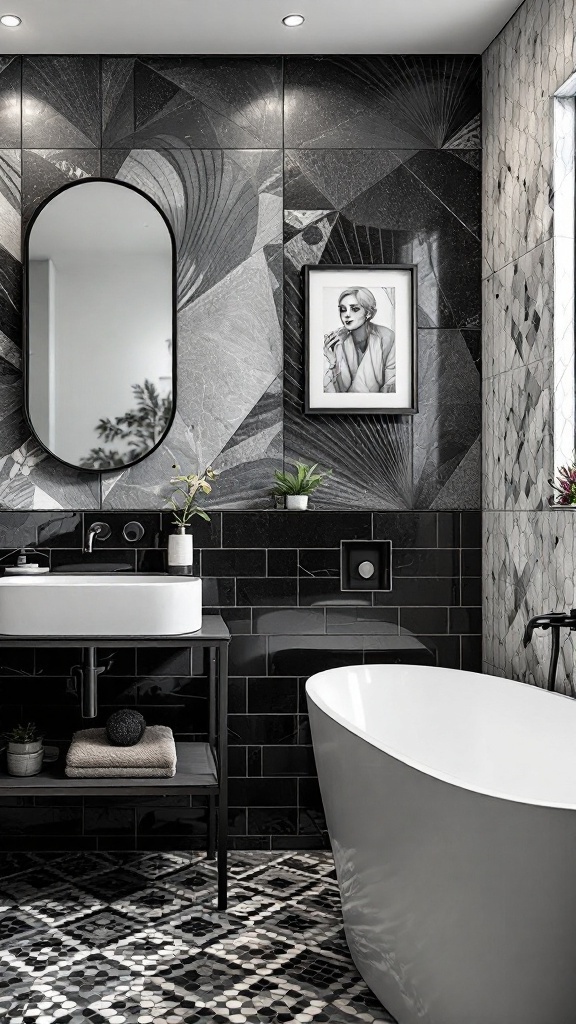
[{"x1": 307, "y1": 671, "x2": 576, "y2": 1024}]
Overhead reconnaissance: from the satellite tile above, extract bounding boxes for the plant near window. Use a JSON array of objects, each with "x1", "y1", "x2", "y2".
[
  {"x1": 549, "y1": 462, "x2": 576, "y2": 505},
  {"x1": 272, "y1": 461, "x2": 332, "y2": 510}
]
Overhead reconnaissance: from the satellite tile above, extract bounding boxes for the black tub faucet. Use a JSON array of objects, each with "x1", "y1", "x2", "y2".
[{"x1": 523, "y1": 610, "x2": 576, "y2": 694}]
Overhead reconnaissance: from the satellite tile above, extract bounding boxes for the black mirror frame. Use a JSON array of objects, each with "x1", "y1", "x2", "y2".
[{"x1": 22, "y1": 177, "x2": 178, "y2": 474}]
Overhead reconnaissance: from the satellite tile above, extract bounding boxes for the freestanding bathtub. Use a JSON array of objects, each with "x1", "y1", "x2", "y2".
[{"x1": 306, "y1": 664, "x2": 576, "y2": 1024}]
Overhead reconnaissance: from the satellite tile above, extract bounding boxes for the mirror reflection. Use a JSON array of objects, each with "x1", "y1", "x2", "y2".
[{"x1": 26, "y1": 180, "x2": 175, "y2": 471}]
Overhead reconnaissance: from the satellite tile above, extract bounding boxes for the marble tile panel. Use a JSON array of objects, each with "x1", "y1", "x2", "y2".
[
  {"x1": 0, "y1": 150, "x2": 20, "y2": 262},
  {"x1": 21, "y1": 148, "x2": 100, "y2": 228},
  {"x1": 285, "y1": 56, "x2": 481, "y2": 150},
  {"x1": 0, "y1": 58, "x2": 21, "y2": 149},
  {"x1": 102, "y1": 148, "x2": 282, "y2": 312},
  {"x1": 102, "y1": 56, "x2": 283, "y2": 149},
  {"x1": 22, "y1": 57, "x2": 101, "y2": 149}
]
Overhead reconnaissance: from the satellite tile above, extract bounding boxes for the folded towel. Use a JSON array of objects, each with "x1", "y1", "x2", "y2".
[{"x1": 66, "y1": 725, "x2": 177, "y2": 778}]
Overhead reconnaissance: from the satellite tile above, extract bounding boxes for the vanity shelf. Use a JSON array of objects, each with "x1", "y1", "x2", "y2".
[
  {"x1": 0, "y1": 742, "x2": 218, "y2": 795},
  {"x1": 0, "y1": 614, "x2": 230, "y2": 909}
]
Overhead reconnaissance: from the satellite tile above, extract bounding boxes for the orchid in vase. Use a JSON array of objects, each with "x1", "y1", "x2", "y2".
[
  {"x1": 549, "y1": 461, "x2": 576, "y2": 506},
  {"x1": 165, "y1": 464, "x2": 218, "y2": 573}
]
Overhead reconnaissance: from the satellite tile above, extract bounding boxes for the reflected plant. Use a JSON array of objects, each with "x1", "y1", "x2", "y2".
[{"x1": 80, "y1": 380, "x2": 172, "y2": 470}]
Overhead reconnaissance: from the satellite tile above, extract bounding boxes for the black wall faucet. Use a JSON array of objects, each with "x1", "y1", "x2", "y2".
[{"x1": 523, "y1": 611, "x2": 576, "y2": 694}]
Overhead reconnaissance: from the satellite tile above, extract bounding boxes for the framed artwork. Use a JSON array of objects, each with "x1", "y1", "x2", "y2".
[{"x1": 304, "y1": 264, "x2": 418, "y2": 414}]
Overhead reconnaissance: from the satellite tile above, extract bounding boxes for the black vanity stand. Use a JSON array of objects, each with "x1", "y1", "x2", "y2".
[{"x1": 0, "y1": 614, "x2": 231, "y2": 910}]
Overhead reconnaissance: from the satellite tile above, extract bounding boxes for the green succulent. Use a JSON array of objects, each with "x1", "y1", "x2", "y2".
[{"x1": 273, "y1": 461, "x2": 332, "y2": 497}]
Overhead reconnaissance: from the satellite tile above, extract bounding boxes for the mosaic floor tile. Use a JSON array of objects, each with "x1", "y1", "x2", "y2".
[{"x1": 0, "y1": 851, "x2": 395, "y2": 1024}]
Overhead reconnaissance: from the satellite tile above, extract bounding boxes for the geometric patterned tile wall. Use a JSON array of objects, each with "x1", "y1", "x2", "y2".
[
  {"x1": 0, "y1": 55, "x2": 482, "y2": 512},
  {"x1": 483, "y1": 0, "x2": 576, "y2": 682}
]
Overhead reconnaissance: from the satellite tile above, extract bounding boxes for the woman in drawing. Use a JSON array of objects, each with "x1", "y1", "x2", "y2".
[{"x1": 323, "y1": 287, "x2": 396, "y2": 393}]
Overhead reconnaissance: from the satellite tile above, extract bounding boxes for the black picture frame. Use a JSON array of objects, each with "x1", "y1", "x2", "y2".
[{"x1": 303, "y1": 264, "x2": 418, "y2": 415}]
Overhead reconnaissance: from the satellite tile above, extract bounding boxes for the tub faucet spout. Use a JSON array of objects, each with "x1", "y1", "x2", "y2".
[{"x1": 523, "y1": 611, "x2": 576, "y2": 694}]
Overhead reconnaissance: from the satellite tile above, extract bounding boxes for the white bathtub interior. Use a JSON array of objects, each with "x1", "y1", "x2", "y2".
[{"x1": 306, "y1": 664, "x2": 576, "y2": 808}]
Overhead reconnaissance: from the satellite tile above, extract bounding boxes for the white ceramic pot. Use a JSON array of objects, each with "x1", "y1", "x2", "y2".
[
  {"x1": 286, "y1": 495, "x2": 309, "y2": 511},
  {"x1": 168, "y1": 527, "x2": 194, "y2": 575},
  {"x1": 7, "y1": 740, "x2": 44, "y2": 776}
]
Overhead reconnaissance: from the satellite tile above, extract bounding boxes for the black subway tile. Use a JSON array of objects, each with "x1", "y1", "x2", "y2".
[
  {"x1": 461, "y1": 549, "x2": 481, "y2": 576},
  {"x1": 50, "y1": 549, "x2": 135, "y2": 572},
  {"x1": 267, "y1": 549, "x2": 298, "y2": 576},
  {"x1": 271, "y1": 835, "x2": 326, "y2": 850},
  {"x1": 248, "y1": 677, "x2": 298, "y2": 714},
  {"x1": 228, "y1": 678, "x2": 247, "y2": 714},
  {"x1": 373, "y1": 512, "x2": 437, "y2": 547},
  {"x1": 0, "y1": 648, "x2": 35, "y2": 675},
  {"x1": 461, "y1": 511, "x2": 482, "y2": 547},
  {"x1": 228, "y1": 636, "x2": 267, "y2": 676},
  {"x1": 229, "y1": 778, "x2": 297, "y2": 806},
  {"x1": 252, "y1": 607, "x2": 325, "y2": 634},
  {"x1": 202, "y1": 549, "x2": 266, "y2": 577},
  {"x1": 461, "y1": 635, "x2": 482, "y2": 672},
  {"x1": 326, "y1": 607, "x2": 398, "y2": 634},
  {"x1": 437, "y1": 512, "x2": 460, "y2": 548},
  {"x1": 461, "y1": 578, "x2": 481, "y2": 605},
  {"x1": 136, "y1": 648, "x2": 189, "y2": 676},
  {"x1": 400, "y1": 608, "x2": 448, "y2": 634},
  {"x1": 247, "y1": 808, "x2": 298, "y2": 835},
  {"x1": 298, "y1": 549, "x2": 340, "y2": 578},
  {"x1": 204, "y1": 607, "x2": 252, "y2": 635},
  {"x1": 228, "y1": 746, "x2": 247, "y2": 777},
  {"x1": 268, "y1": 636, "x2": 364, "y2": 676},
  {"x1": 449, "y1": 607, "x2": 482, "y2": 634},
  {"x1": 375, "y1": 578, "x2": 460, "y2": 606},
  {"x1": 263, "y1": 746, "x2": 316, "y2": 777},
  {"x1": 392, "y1": 549, "x2": 458, "y2": 577},
  {"x1": 299, "y1": 579, "x2": 371, "y2": 606},
  {"x1": 236, "y1": 579, "x2": 297, "y2": 606},
  {"x1": 248, "y1": 746, "x2": 262, "y2": 776},
  {"x1": 228, "y1": 714, "x2": 300, "y2": 745},
  {"x1": 201, "y1": 578, "x2": 236, "y2": 606},
  {"x1": 223, "y1": 511, "x2": 371, "y2": 548}
]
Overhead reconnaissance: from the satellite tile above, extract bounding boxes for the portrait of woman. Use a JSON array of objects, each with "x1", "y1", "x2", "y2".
[
  {"x1": 304, "y1": 264, "x2": 417, "y2": 415},
  {"x1": 323, "y1": 287, "x2": 396, "y2": 394}
]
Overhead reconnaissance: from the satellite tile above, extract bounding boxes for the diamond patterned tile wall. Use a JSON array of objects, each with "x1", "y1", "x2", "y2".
[{"x1": 483, "y1": 0, "x2": 576, "y2": 686}]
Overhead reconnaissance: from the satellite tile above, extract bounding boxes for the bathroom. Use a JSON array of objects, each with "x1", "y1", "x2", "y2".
[{"x1": 0, "y1": 0, "x2": 570, "y2": 1020}]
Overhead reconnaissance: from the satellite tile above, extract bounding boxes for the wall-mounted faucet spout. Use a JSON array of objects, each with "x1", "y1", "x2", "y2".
[
  {"x1": 84, "y1": 521, "x2": 111, "y2": 554},
  {"x1": 523, "y1": 611, "x2": 576, "y2": 694}
]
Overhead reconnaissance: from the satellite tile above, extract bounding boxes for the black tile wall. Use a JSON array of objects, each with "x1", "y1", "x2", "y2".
[{"x1": 0, "y1": 509, "x2": 480, "y2": 851}]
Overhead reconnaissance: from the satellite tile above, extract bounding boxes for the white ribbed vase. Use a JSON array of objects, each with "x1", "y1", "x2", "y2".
[{"x1": 167, "y1": 527, "x2": 194, "y2": 575}]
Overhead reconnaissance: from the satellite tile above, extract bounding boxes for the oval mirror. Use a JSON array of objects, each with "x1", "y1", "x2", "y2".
[{"x1": 25, "y1": 179, "x2": 176, "y2": 471}]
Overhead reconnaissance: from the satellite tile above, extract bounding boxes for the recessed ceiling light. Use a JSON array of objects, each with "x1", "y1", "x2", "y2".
[
  {"x1": 0, "y1": 14, "x2": 21, "y2": 26},
  {"x1": 282, "y1": 14, "x2": 304, "y2": 26}
]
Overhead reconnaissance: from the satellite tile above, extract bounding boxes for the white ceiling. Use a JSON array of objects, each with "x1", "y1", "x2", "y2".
[{"x1": 0, "y1": 0, "x2": 524, "y2": 55}]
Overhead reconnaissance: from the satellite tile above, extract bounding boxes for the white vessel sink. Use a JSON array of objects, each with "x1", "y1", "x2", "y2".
[{"x1": 0, "y1": 574, "x2": 202, "y2": 637}]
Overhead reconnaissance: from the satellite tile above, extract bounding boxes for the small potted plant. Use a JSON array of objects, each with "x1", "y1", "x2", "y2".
[
  {"x1": 165, "y1": 464, "x2": 218, "y2": 573},
  {"x1": 5, "y1": 722, "x2": 44, "y2": 777},
  {"x1": 272, "y1": 461, "x2": 332, "y2": 510}
]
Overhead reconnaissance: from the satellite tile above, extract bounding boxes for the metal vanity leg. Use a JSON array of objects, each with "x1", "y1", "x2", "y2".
[
  {"x1": 207, "y1": 646, "x2": 216, "y2": 861},
  {"x1": 217, "y1": 642, "x2": 228, "y2": 911}
]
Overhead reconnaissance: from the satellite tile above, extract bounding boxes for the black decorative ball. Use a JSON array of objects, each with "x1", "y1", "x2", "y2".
[{"x1": 106, "y1": 709, "x2": 146, "y2": 747}]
